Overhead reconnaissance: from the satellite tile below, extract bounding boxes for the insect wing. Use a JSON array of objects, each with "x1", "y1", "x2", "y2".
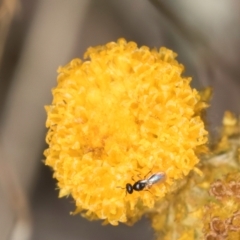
[{"x1": 147, "y1": 172, "x2": 166, "y2": 186}]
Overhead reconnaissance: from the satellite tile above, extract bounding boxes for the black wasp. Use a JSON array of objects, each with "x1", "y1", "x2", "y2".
[{"x1": 121, "y1": 172, "x2": 166, "y2": 195}]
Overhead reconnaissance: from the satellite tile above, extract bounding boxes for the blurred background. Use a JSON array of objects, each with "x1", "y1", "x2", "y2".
[{"x1": 0, "y1": 0, "x2": 240, "y2": 239}]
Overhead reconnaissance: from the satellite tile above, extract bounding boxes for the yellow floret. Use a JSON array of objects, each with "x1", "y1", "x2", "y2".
[{"x1": 44, "y1": 38, "x2": 208, "y2": 225}]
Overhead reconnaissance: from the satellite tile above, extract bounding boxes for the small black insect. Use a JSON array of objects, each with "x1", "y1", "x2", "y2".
[
  {"x1": 118, "y1": 172, "x2": 166, "y2": 195},
  {"x1": 122, "y1": 180, "x2": 147, "y2": 195}
]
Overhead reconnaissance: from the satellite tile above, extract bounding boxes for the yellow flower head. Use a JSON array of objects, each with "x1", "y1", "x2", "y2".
[{"x1": 44, "y1": 38, "x2": 208, "y2": 225}]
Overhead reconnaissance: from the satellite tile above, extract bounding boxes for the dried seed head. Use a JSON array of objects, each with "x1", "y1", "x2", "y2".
[
  {"x1": 209, "y1": 217, "x2": 228, "y2": 237},
  {"x1": 209, "y1": 180, "x2": 229, "y2": 200},
  {"x1": 205, "y1": 231, "x2": 226, "y2": 240},
  {"x1": 229, "y1": 211, "x2": 240, "y2": 232},
  {"x1": 228, "y1": 181, "x2": 240, "y2": 199}
]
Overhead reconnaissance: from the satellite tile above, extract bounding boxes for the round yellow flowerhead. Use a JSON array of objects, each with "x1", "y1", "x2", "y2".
[{"x1": 44, "y1": 38, "x2": 208, "y2": 225}]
